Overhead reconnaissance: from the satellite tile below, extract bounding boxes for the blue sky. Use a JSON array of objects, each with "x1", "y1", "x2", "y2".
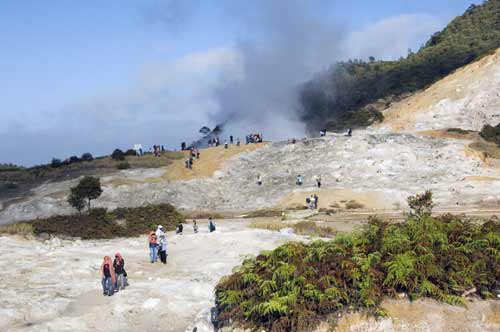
[{"x1": 0, "y1": 0, "x2": 480, "y2": 165}]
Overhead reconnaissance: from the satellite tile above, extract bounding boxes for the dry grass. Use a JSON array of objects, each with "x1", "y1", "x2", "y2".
[
  {"x1": 469, "y1": 140, "x2": 500, "y2": 159},
  {"x1": 345, "y1": 200, "x2": 365, "y2": 210},
  {"x1": 0, "y1": 223, "x2": 34, "y2": 236},
  {"x1": 181, "y1": 211, "x2": 227, "y2": 220},
  {"x1": 248, "y1": 219, "x2": 336, "y2": 237},
  {"x1": 243, "y1": 208, "x2": 284, "y2": 218},
  {"x1": 162, "y1": 143, "x2": 267, "y2": 181}
]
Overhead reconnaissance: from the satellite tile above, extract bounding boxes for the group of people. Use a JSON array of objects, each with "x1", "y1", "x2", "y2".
[
  {"x1": 296, "y1": 174, "x2": 322, "y2": 187},
  {"x1": 185, "y1": 147, "x2": 200, "y2": 169},
  {"x1": 152, "y1": 144, "x2": 165, "y2": 157},
  {"x1": 306, "y1": 194, "x2": 319, "y2": 209},
  {"x1": 246, "y1": 133, "x2": 263, "y2": 144},
  {"x1": 100, "y1": 253, "x2": 128, "y2": 296},
  {"x1": 148, "y1": 225, "x2": 169, "y2": 264}
]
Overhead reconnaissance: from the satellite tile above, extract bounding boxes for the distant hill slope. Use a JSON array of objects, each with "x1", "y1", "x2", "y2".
[
  {"x1": 381, "y1": 48, "x2": 500, "y2": 132},
  {"x1": 301, "y1": 0, "x2": 500, "y2": 130}
]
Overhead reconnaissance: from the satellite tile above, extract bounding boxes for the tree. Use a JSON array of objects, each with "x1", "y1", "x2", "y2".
[
  {"x1": 68, "y1": 176, "x2": 103, "y2": 213},
  {"x1": 51, "y1": 158, "x2": 62, "y2": 168},
  {"x1": 67, "y1": 186, "x2": 85, "y2": 213},
  {"x1": 407, "y1": 190, "x2": 433, "y2": 219},
  {"x1": 111, "y1": 149, "x2": 125, "y2": 161},
  {"x1": 81, "y1": 152, "x2": 94, "y2": 161}
]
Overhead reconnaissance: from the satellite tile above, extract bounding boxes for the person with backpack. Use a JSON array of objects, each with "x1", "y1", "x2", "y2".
[
  {"x1": 101, "y1": 256, "x2": 116, "y2": 296},
  {"x1": 113, "y1": 252, "x2": 127, "y2": 291}
]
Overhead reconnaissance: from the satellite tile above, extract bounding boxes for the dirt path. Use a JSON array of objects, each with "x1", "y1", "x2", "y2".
[{"x1": 0, "y1": 219, "x2": 303, "y2": 332}]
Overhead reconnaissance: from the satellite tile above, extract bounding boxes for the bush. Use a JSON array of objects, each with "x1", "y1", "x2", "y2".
[
  {"x1": 111, "y1": 149, "x2": 125, "y2": 161},
  {"x1": 22, "y1": 203, "x2": 184, "y2": 239},
  {"x1": 216, "y1": 212, "x2": 500, "y2": 332},
  {"x1": 117, "y1": 161, "x2": 130, "y2": 170},
  {"x1": 125, "y1": 149, "x2": 137, "y2": 156},
  {"x1": 81, "y1": 152, "x2": 94, "y2": 161},
  {"x1": 479, "y1": 123, "x2": 500, "y2": 145},
  {"x1": 51, "y1": 158, "x2": 62, "y2": 168},
  {"x1": 69, "y1": 155, "x2": 80, "y2": 163},
  {"x1": 345, "y1": 200, "x2": 364, "y2": 209}
]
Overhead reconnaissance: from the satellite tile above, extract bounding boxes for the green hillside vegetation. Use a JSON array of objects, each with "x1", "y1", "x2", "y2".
[
  {"x1": 301, "y1": 0, "x2": 500, "y2": 130},
  {"x1": 0, "y1": 203, "x2": 184, "y2": 239},
  {"x1": 215, "y1": 195, "x2": 500, "y2": 332},
  {"x1": 0, "y1": 151, "x2": 183, "y2": 200}
]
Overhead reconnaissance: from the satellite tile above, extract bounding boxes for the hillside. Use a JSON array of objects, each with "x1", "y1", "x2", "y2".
[{"x1": 301, "y1": 0, "x2": 500, "y2": 130}]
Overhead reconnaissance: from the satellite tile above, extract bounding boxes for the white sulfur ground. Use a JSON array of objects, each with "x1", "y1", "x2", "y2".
[{"x1": 0, "y1": 219, "x2": 304, "y2": 332}]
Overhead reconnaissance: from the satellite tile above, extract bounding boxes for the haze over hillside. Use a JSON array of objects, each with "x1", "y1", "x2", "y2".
[{"x1": 0, "y1": 0, "x2": 482, "y2": 166}]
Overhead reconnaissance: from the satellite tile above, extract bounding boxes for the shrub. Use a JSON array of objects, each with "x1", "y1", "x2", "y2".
[
  {"x1": 345, "y1": 200, "x2": 364, "y2": 209},
  {"x1": 68, "y1": 155, "x2": 80, "y2": 163},
  {"x1": 51, "y1": 158, "x2": 62, "y2": 168},
  {"x1": 216, "y1": 212, "x2": 500, "y2": 332},
  {"x1": 117, "y1": 161, "x2": 130, "y2": 170},
  {"x1": 81, "y1": 152, "x2": 94, "y2": 161},
  {"x1": 407, "y1": 190, "x2": 433, "y2": 219},
  {"x1": 479, "y1": 123, "x2": 500, "y2": 145},
  {"x1": 125, "y1": 149, "x2": 137, "y2": 156},
  {"x1": 22, "y1": 203, "x2": 184, "y2": 239},
  {"x1": 111, "y1": 149, "x2": 125, "y2": 161}
]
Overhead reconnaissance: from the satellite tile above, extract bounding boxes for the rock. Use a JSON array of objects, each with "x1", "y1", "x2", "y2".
[{"x1": 38, "y1": 232, "x2": 50, "y2": 241}]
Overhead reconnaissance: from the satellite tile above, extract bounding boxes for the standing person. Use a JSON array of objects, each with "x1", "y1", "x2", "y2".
[
  {"x1": 176, "y1": 222, "x2": 183, "y2": 235},
  {"x1": 224, "y1": 140, "x2": 228, "y2": 149},
  {"x1": 148, "y1": 231, "x2": 158, "y2": 263},
  {"x1": 196, "y1": 149, "x2": 200, "y2": 159},
  {"x1": 313, "y1": 194, "x2": 319, "y2": 209},
  {"x1": 158, "y1": 233, "x2": 168, "y2": 264},
  {"x1": 257, "y1": 174, "x2": 262, "y2": 186},
  {"x1": 236, "y1": 138, "x2": 240, "y2": 146},
  {"x1": 347, "y1": 128, "x2": 352, "y2": 137},
  {"x1": 296, "y1": 174, "x2": 303, "y2": 186},
  {"x1": 101, "y1": 256, "x2": 116, "y2": 296},
  {"x1": 113, "y1": 253, "x2": 126, "y2": 292},
  {"x1": 230, "y1": 135, "x2": 233, "y2": 144},
  {"x1": 193, "y1": 220, "x2": 198, "y2": 233},
  {"x1": 208, "y1": 217, "x2": 216, "y2": 232},
  {"x1": 315, "y1": 175, "x2": 322, "y2": 188},
  {"x1": 310, "y1": 195, "x2": 316, "y2": 210}
]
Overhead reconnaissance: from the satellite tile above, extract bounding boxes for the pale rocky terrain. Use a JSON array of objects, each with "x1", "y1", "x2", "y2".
[
  {"x1": 0, "y1": 219, "x2": 304, "y2": 332},
  {"x1": 1, "y1": 46, "x2": 500, "y2": 332}
]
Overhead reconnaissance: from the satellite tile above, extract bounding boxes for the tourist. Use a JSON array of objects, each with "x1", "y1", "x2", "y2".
[
  {"x1": 193, "y1": 220, "x2": 198, "y2": 233},
  {"x1": 347, "y1": 128, "x2": 352, "y2": 137},
  {"x1": 310, "y1": 195, "x2": 316, "y2": 210},
  {"x1": 224, "y1": 140, "x2": 228, "y2": 149},
  {"x1": 101, "y1": 256, "x2": 116, "y2": 296},
  {"x1": 158, "y1": 233, "x2": 168, "y2": 264},
  {"x1": 113, "y1": 252, "x2": 127, "y2": 291},
  {"x1": 257, "y1": 174, "x2": 262, "y2": 186},
  {"x1": 176, "y1": 222, "x2": 183, "y2": 235},
  {"x1": 315, "y1": 175, "x2": 322, "y2": 188},
  {"x1": 236, "y1": 138, "x2": 240, "y2": 146},
  {"x1": 208, "y1": 217, "x2": 216, "y2": 232},
  {"x1": 313, "y1": 194, "x2": 319, "y2": 209},
  {"x1": 230, "y1": 135, "x2": 233, "y2": 144},
  {"x1": 148, "y1": 231, "x2": 158, "y2": 263},
  {"x1": 296, "y1": 174, "x2": 303, "y2": 186},
  {"x1": 196, "y1": 149, "x2": 200, "y2": 159}
]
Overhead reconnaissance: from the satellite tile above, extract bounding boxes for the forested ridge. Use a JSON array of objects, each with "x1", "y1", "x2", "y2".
[{"x1": 301, "y1": 0, "x2": 500, "y2": 130}]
